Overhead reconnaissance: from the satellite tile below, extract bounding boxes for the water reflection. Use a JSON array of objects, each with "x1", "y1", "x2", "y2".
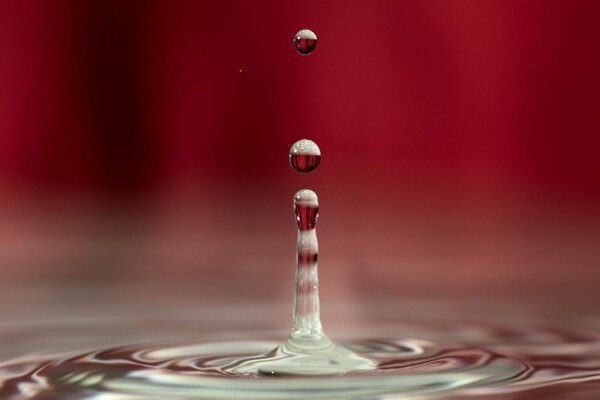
[{"x1": 0, "y1": 198, "x2": 599, "y2": 398}]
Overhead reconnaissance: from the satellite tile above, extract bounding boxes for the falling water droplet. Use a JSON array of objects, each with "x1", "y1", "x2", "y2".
[
  {"x1": 293, "y1": 29, "x2": 318, "y2": 55},
  {"x1": 289, "y1": 139, "x2": 321, "y2": 173}
]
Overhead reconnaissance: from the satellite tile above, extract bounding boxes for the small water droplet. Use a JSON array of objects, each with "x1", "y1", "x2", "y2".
[
  {"x1": 293, "y1": 29, "x2": 318, "y2": 55},
  {"x1": 289, "y1": 139, "x2": 321, "y2": 173}
]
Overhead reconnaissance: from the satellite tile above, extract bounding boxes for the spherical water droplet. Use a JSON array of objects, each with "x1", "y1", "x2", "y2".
[
  {"x1": 293, "y1": 29, "x2": 317, "y2": 56},
  {"x1": 289, "y1": 139, "x2": 321, "y2": 173}
]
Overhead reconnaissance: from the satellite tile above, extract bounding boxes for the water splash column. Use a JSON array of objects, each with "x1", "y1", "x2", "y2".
[{"x1": 291, "y1": 189, "x2": 323, "y2": 339}]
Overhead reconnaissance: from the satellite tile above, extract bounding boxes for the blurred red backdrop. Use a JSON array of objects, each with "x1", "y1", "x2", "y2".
[{"x1": 0, "y1": 0, "x2": 599, "y2": 306}]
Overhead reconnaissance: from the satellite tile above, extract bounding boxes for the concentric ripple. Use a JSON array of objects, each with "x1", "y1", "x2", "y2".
[
  {"x1": 2, "y1": 319, "x2": 600, "y2": 399},
  {"x1": 0, "y1": 335, "x2": 525, "y2": 399}
]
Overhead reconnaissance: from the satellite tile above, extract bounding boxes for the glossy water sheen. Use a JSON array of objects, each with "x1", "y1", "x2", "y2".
[
  {"x1": 2, "y1": 317, "x2": 600, "y2": 399},
  {"x1": 293, "y1": 29, "x2": 317, "y2": 55}
]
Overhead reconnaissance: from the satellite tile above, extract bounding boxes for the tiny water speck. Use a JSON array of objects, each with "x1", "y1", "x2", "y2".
[{"x1": 294, "y1": 29, "x2": 318, "y2": 55}]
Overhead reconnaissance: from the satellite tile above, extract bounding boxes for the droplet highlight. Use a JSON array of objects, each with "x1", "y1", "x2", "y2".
[
  {"x1": 293, "y1": 29, "x2": 318, "y2": 55},
  {"x1": 289, "y1": 139, "x2": 321, "y2": 173}
]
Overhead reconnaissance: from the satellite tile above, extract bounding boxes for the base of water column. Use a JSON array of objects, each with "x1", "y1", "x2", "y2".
[{"x1": 225, "y1": 334, "x2": 378, "y2": 376}]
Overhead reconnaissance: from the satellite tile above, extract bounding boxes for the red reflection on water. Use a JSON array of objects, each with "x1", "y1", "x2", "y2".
[
  {"x1": 294, "y1": 38, "x2": 317, "y2": 55},
  {"x1": 290, "y1": 154, "x2": 321, "y2": 173},
  {"x1": 294, "y1": 204, "x2": 319, "y2": 231}
]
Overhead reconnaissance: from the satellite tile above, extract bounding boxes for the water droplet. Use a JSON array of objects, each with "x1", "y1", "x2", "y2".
[
  {"x1": 289, "y1": 139, "x2": 321, "y2": 173},
  {"x1": 293, "y1": 29, "x2": 318, "y2": 55}
]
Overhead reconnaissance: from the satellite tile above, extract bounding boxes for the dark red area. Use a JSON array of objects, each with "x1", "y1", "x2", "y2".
[
  {"x1": 0, "y1": 0, "x2": 598, "y2": 201},
  {"x1": 297, "y1": 248, "x2": 318, "y2": 265}
]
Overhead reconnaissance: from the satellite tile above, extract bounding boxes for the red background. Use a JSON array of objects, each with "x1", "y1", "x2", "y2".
[{"x1": 0, "y1": 0, "x2": 599, "y2": 307}]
